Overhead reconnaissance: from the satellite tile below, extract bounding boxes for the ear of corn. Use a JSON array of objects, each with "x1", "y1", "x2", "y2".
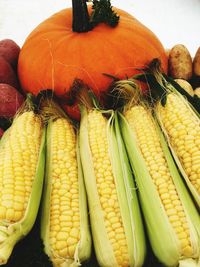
[
  {"x1": 138, "y1": 60, "x2": 200, "y2": 208},
  {"x1": 155, "y1": 91, "x2": 200, "y2": 208},
  {"x1": 119, "y1": 106, "x2": 200, "y2": 267},
  {"x1": 41, "y1": 116, "x2": 91, "y2": 267},
  {"x1": 79, "y1": 106, "x2": 145, "y2": 267},
  {"x1": 0, "y1": 111, "x2": 45, "y2": 265}
]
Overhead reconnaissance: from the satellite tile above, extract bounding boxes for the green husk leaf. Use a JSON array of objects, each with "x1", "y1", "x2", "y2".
[
  {"x1": 40, "y1": 123, "x2": 51, "y2": 257},
  {"x1": 0, "y1": 127, "x2": 46, "y2": 265},
  {"x1": 76, "y1": 137, "x2": 92, "y2": 263},
  {"x1": 114, "y1": 113, "x2": 146, "y2": 266}
]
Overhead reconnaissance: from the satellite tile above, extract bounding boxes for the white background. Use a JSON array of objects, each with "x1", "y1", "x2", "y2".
[{"x1": 0, "y1": 0, "x2": 200, "y2": 56}]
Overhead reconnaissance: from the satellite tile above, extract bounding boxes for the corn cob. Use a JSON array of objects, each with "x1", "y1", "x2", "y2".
[
  {"x1": 137, "y1": 59, "x2": 200, "y2": 208},
  {"x1": 40, "y1": 99, "x2": 91, "y2": 267},
  {"x1": 0, "y1": 108, "x2": 45, "y2": 264},
  {"x1": 155, "y1": 91, "x2": 200, "y2": 208},
  {"x1": 79, "y1": 104, "x2": 145, "y2": 267},
  {"x1": 115, "y1": 79, "x2": 200, "y2": 267}
]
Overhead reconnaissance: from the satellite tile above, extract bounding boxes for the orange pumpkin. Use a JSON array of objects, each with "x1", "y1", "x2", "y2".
[{"x1": 18, "y1": 1, "x2": 167, "y2": 119}]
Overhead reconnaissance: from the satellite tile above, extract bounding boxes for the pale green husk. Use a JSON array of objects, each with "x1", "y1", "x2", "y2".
[
  {"x1": 118, "y1": 111, "x2": 200, "y2": 267},
  {"x1": 114, "y1": 113, "x2": 146, "y2": 266},
  {"x1": 41, "y1": 119, "x2": 91, "y2": 267},
  {"x1": 79, "y1": 106, "x2": 145, "y2": 267},
  {"x1": 0, "y1": 126, "x2": 46, "y2": 265}
]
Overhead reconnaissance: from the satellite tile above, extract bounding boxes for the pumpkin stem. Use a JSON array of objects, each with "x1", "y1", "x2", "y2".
[
  {"x1": 90, "y1": 0, "x2": 119, "y2": 27},
  {"x1": 72, "y1": 0, "x2": 119, "y2": 32},
  {"x1": 72, "y1": 0, "x2": 92, "y2": 32}
]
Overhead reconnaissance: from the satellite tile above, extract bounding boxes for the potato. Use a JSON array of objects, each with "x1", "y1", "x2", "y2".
[
  {"x1": 174, "y1": 79, "x2": 194, "y2": 96},
  {"x1": 0, "y1": 39, "x2": 20, "y2": 69},
  {"x1": 168, "y1": 44, "x2": 192, "y2": 80},
  {"x1": 0, "y1": 83, "x2": 24, "y2": 118},
  {"x1": 193, "y1": 47, "x2": 200, "y2": 76},
  {"x1": 194, "y1": 87, "x2": 200, "y2": 97},
  {"x1": 0, "y1": 56, "x2": 19, "y2": 88}
]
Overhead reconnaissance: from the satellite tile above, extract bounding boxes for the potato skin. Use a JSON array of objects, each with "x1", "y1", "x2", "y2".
[
  {"x1": 193, "y1": 47, "x2": 200, "y2": 76},
  {"x1": 0, "y1": 83, "x2": 24, "y2": 118},
  {"x1": 0, "y1": 39, "x2": 20, "y2": 69},
  {"x1": 168, "y1": 44, "x2": 192, "y2": 80},
  {"x1": 0, "y1": 56, "x2": 19, "y2": 88}
]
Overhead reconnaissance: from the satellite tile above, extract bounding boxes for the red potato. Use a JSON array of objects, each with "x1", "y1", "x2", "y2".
[
  {"x1": 0, "y1": 128, "x2": 4, "y2": 138},
  {"x1": 0, "y1": 83, "x2": 24, "y2": 118},
  {"x1": 0, "y1": 56, "x2": 19, "y2": 88},
  {"x1": 0, "y1": 39, "x2": 20, "y2": 69}
]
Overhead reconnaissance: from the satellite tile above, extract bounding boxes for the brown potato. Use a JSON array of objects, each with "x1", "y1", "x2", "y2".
[
  {"x1": 168, "y1": 44, "x2": 192, "y2": 80},
  {"x1": 0, "y1": 39, "x2": 20, "y2": 69},
  {"x1": 175, "y1": 79, "x2": 194, "y2": 96},
  {"x1": 0, "y1": 56, "x2": 19, "y2": 88},
  {"x1": 193, "y1": 47, "x2": 200, "y2": 76}
]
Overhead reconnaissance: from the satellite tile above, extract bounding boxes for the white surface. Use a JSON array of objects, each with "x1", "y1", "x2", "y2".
[{"x1": 0, "y1": 0, "x2": 200, "y2": 56}]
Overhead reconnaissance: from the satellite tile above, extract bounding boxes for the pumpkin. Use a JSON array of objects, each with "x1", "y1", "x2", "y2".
[{"x1": 18, "y1": 0, "x2": 168, "y2": 120}]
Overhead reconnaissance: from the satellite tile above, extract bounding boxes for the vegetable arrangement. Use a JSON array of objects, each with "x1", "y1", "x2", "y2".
[{"x1": 0, "y1": 0, "x2": 200, "y2": 266}]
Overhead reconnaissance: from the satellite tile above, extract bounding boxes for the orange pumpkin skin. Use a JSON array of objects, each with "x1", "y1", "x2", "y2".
[{"x1": 18, "y1": 6, "x2": 167, "y2": 100}]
